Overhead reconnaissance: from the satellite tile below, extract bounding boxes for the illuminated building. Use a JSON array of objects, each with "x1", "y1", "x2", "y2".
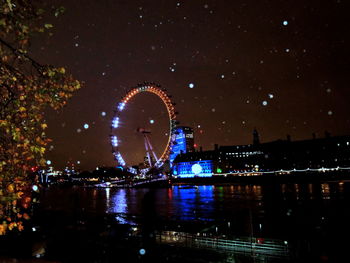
[
  {"x1": 169, "y1": 126, "x2": 195, "y2": 166},
  {"x1": 182, "y1": 126, "x2": 195, "y2": 152},
  {"x1": 172, "y1": 131, "x2": 350, "y2": 175},
  {"x1": 173, "y1": 160, "x2": 213, "y2": 178}
]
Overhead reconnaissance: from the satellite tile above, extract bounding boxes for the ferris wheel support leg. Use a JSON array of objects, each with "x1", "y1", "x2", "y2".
[
  {"x1": 144, "y1": 134, "x2": 153, "y2": 167},
  {"x1": 145, "y1": 135, "x2": 159, "y2": 163}
]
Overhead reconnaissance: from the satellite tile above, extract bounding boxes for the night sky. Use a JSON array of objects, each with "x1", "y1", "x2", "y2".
[{"x1": 31, "y1": 0, "x2": 350, "y2": 170}]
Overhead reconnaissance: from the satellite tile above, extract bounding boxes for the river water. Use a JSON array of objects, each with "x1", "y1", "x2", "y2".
[{"x1": 37, "y1": 180, "x2": 350, "y2": 262}]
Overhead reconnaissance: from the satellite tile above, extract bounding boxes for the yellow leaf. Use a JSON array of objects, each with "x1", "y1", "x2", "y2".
[
  {"x1": 40, "y1": 147, "x2": 46, "y2": 154},
  {"x1": 0, "y1": 120, "x2": 8, "y2": 127},
  {"x1": 19, "y1": 107, "x2": 26, "y2": 112},
  {"x1": 44, "y1": 23, "x2": 53, "y2": 29},
  {"x1": 39, "y1": 158, "x2": 46, "y2": 166}
]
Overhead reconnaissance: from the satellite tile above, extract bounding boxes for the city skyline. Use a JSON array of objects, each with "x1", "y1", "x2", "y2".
[
  {"x1": 2, "y1": 2, "x2": 350, "y2": 261},
  {"x1": 32, "y1": 0, "x2": 350, "y2": 169}
]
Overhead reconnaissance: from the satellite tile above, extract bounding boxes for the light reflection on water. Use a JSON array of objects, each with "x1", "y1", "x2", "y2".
[
  {"x1": 38, "y1": 181, "x2": 350, "y2": 262},
  {"x1": 103, "y1": 182, "x2": 347, "y2": 225},
  {"x1": 108, "y1": 188, "x2": 127, "y2": 214},
  {"x1": 105, "y1": 183, "x2": 346, "y2": 234},
  {"x1": 278, "y1": 181, "x2": 345, "y2": 201},
  {"x1": 173, "y1": 185, "x2": 215, "y2": 221},
  {"x1": 321, "y1": 183, "x2": 330, "y2": 199},
  {"x1": 36, "y1": 179, "x2": 350, "y2": 263},
  {"x1": 105, "y1": 186, "x2": 217, "y2": 221},
  {"x1": 107, "y1": 188, "x2": 130, "y2": 224},
  {"x1": 41, "y1": 181, "x2": 349, "y2": 238}
]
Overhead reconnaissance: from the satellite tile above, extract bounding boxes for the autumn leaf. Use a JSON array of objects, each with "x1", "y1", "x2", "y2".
[
  {"x1": 44, "y1": 23, "x2": 53, "y2": 29},
  {"x1": 0, "y1": 0, "x2": 81, "y2": 235}
]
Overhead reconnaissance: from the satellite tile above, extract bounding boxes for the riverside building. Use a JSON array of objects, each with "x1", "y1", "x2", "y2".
[{"x1": 172, "y1": 130, "x2": 350, "y2": 178}]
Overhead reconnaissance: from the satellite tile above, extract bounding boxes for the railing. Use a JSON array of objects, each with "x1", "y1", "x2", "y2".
[
  {"x1": 94, "y1": 177, "x2": 167, "y2": 188},
  {"x1": 132, "y1": 177, "x2": 166, "y2": 186},
  {"x1": 156, "y1": 231, "x2": 289, "y2": 258},
  {"x1": 212, "y1": 166, "x2": 350, "y2": 177}
]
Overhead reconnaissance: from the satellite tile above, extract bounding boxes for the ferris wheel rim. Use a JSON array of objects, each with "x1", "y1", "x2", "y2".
[{"x1": 110, "y1": 83, "x2": 177, "y2": 172}]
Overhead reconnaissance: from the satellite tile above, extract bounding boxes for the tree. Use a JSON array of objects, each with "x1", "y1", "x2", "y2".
[{"x1": 0, "y1": 0, "x2": 81, "y2": 235}]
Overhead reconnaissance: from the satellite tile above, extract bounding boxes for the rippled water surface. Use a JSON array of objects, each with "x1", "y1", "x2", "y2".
[{"x1": 40, "y1": 181, "x2": 350, "y2": 240}]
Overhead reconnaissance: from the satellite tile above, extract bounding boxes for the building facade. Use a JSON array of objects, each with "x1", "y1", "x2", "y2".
[
  {"x1": 172, "y1": 133, "x2": 350, "y2": 177},
  {"x1": 169, "y1": 126, "x2": 195, "y2": 166}
]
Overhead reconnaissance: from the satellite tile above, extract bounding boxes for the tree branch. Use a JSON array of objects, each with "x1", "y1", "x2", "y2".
[{"x1": 0, "y1": 37, "x2": 43, "y2": 71}]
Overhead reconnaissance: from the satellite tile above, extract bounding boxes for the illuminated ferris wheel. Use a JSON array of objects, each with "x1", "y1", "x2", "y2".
[{"x1": 110, "y1": 83, "x2": 177, "y2": 174}]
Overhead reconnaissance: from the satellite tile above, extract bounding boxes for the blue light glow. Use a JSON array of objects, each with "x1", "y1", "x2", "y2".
[
  {"x1": 173, "y1": 185, "x2": 215, "y2": 221},
  {"x1": 118, "y1": 102, "x2": 125, "y2": 111},
  {"x1": 154, "y1": 160, "x2": 164, "y2": 168},
  {"x1": 188, "y1": 83, "x2": 194, "y2": 88},
  {"x1": 115, "y1": 152, "x2": 125, "y2": 166},
  {"x1": 108, "y1": 189, "x2": 128, "y2": 218},
  {"x1": 150, "y1": 119, "x2": 154, "y2": 124},
  {"x1": 111, "y1": 136, "x2": 118, "y2": 147},
  {"x1": 112, "y1": 117, "x2": 119, "y2": 128},
  {"x1": 84, "y1": 123, "x2": 89, "y2": 129},
  {"x1": 173, "y1": 160, "x2": 213, "y2": 178},
  {"x1": 169, "y1": 127, "x2": 187, "y2": 166},
  {"x1": 191, "y1": 163, "x2": 203, "y2": 174},
  {"x1": 127, "y1": 167, "x2": 138, "y2": 174},
  {"x1": 283, "y1": 20, "x2": 288, "y2": 26}
]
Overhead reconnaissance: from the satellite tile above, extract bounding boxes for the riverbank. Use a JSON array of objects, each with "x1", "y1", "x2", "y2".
[
  {"x1": 173, "y1": 170, "x2": 350, "y2": 186},
  {"x1": 131, "y1": 170, "x2": 350, "y2": 188},
  {"x1": 0, "y1": 208, "x2": 281, "y2": 263},
  {"x1": 2, "y1": 180, "x2": 349, "y2": 262}
]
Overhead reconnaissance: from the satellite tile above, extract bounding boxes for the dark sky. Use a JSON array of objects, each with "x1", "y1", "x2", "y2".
[{"x1": 31, "y1": 0, "x2": 350, "y2": 170}]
